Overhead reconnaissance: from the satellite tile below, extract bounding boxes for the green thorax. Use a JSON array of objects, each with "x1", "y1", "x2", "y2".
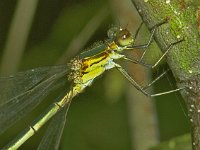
[{"x1": 79, "y1": 42, "x2": 108, "y2": 59}]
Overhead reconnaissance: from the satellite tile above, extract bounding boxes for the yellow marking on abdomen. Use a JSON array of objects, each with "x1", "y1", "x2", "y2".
[
  {"x1": 80, "y1": 52, "x2": 112, "y2": 83},
  {"x1": 82, "y1": 51, "x2": 110, "y2": 73},
  {"x1": 81, "y1": 67, "x2": 105, "y2": 84}
]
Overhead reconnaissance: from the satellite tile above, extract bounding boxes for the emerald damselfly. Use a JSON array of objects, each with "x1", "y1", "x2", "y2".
[{"x1": 0, "y1": 24, "x2": 183, "y2": 149}]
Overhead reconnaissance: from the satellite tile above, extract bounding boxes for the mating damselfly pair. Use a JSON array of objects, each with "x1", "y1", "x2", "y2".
[{"x1": 0, "y1": 22, "x2": 183, "y2": 149}]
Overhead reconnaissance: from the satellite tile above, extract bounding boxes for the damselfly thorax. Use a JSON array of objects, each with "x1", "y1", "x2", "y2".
[{"x1": 68, "y1": 28, "x2": 134, "y2": 86}]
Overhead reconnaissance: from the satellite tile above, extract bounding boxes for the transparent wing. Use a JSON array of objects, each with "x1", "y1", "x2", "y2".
[
  {"x1": 0, "y1": 65, "x2": 68, "y2": 105},
  {"x1": 0, "y1": 65, "x2": 70, "y2": 135},
  {"x1": 38, "y1": 102, "x2": 71, "y2": 150}
]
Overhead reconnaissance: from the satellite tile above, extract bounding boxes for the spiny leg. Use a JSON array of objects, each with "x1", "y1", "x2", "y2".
[
  {"x1": 131, "y1": 27, "x2": 156, "y2": 51},
  {"x1": 122, "y1": 56, "x2": 152, "y2": 68},
  {"x1": 125, "y1": 27, "x2": 155, "y2": 51},
  {"x1": 115, "y1": 64, "x2": 149, "y2": 96},
  {"x1": 130, "y1": 20, "x2": 168, "y2": 49},
  {"x1": 149, "y1": 87, "x2": 184, "y2": 97},
  {"x1": 115, "y1": 64, "x2": 184, "y2": 97},
  {"x1": 142, "y1": 68, "x2": 170, "y2": 90},
  {"x1": 122, "y1": 39, "x2": 184, "y2": 92},
  {"x1": 124, "y1": 39, "x2": 184, "y2": 69},
  {"x1": 121, "y1": 56, "x2": 170, "y2": 88},
  {"x1": 147, "y1": 39, "x2": 184, "y2": 69},
  {"x1": 141, "y1": 65, "x2": 185, "y2": 96},
  {"x1": 131, "y1": 19, "x2": 184, "y2": 69},
  {"x1": 122, "y1": 57, "x2": 173, "y2": 90},
  {"x1": 127, "y1": 20, "x2": 168, "y2": 63},
  {"x1": 117, "y1": 20, "x2": 185, "y2": 96},
  {"x1": 134, "y1": 22, "x2": 144, "y2": 41}
]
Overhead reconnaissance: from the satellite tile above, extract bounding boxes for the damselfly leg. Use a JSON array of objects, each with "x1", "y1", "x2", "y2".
[
  {"x1": 115, "y1": 63, "x2": 184, "y2": 97},
  {"x1": 142, "y1": 68, "x2": 170, "y2": 90},
  {"x1": 124, "y1": 39, "x2": 184, "y2": 69},
  {"x1": 126, "y1": 20, "x2": 175, "y2": 69},
  {"x1": 133, "y1": 22, "x2": 143, "y2": 41},
  {"x1": 118, "y1": 20, "x2": 185, "y2": 96}
]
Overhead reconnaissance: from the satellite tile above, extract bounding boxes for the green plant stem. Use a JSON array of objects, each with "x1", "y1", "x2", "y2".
[{"x1": 131, "y1": 0, "x2": 200, "y2": 149}]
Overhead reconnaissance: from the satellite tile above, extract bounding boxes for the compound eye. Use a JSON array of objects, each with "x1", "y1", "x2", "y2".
[
  {"x1": 116, "y1": 29, "x2": 134, "y2": 47},
  {"x1": 107, "y1": 27, "x2": 119, "y2": 39}
]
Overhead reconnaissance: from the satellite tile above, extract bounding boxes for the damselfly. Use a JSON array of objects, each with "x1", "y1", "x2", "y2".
[{"x1": 0, "y1": 23, "x2": 183, "y2": 149}]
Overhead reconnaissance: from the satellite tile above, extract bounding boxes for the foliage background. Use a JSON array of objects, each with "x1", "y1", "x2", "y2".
[{"x1": 0, "y1": 0, "x2": 190, "y2": 149}]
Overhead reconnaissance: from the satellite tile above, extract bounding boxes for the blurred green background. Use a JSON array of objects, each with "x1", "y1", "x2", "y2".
[{"x1": 0, "y1": 0, "x2": 190, "y2": 150}]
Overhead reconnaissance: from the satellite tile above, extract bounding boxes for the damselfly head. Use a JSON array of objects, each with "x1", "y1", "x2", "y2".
[
  {"x1": 107, "y1": 27, "x2": 134, "y2": 48},
  {"x1": 115, "y1": 28, "x2": 134, "y2": 47}
]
